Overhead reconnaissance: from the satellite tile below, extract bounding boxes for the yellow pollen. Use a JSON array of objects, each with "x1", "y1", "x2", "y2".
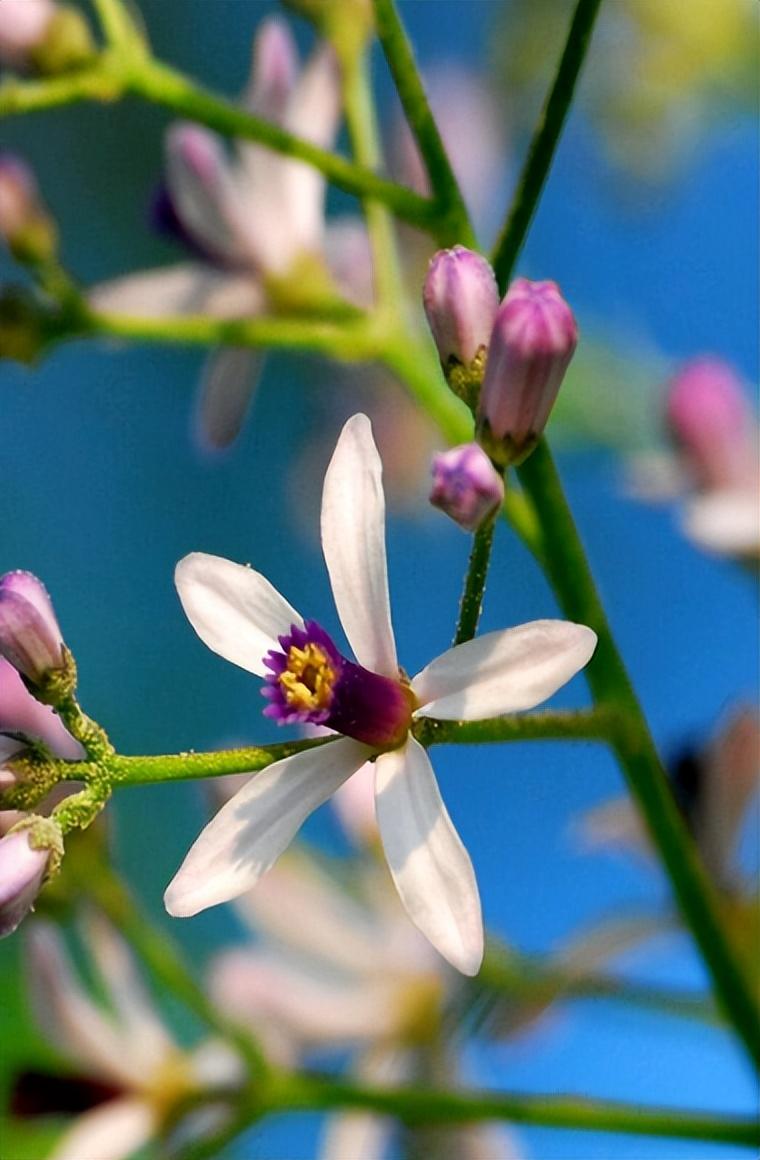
[{"x1": 279, "y1": 642, "x2": 336, "y2": 712}]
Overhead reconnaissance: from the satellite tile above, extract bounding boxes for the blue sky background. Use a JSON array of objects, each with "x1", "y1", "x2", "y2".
[{"x1": 1, "y1": 2, "x2": 758, "y2": 1157}]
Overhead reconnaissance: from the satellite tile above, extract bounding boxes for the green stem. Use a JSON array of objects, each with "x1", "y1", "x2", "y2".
[
  {"x1": 453, "y1": 517, "x2": 497, "y2": 645},
  {"x1": 479, "y1": 945, "x2": 721, "y2": 1026},
  {"x1": 341, "y1": 39, "x2": 405, "y2": 310},
  {"x1": 415, "y1": 707, "x2": 614, "y2": 747},
  {"x1": 371, "y1": 0, "x2": 476, "y2": 248},
  {"x1": 265, "y1": 1073, "x2": 760, "y2": 1146},
  {"x1": 490, "y1": 0, "x2": 604, "y2": 290},
  {"x1": 518, "y1": 440, "x2": 760, "y2": 1069},
  {"x1": 0, "y1": 58, "x2": 437, "y2": 234},
  {"x1": 129, "y1": 58, "x2": 439, "y2": 234},
  {"x1": 82, "y1": 864, "x2": 271, "y2": 1078},
  {"x1": 96, "y1": 737, "x2": 332, "y2": 787}
]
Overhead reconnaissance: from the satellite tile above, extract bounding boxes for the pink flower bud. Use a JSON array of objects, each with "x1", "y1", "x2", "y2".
[
  {"x1": 478, "y1": 278, "x2": 578, "y2": 465},
  {"x1": 0, "y1": 828, "x2": 49, "y2": 937},
  {"x1": 0, "y1": 0, "x2": 54, "y2": 69},
  {"x1": 430, "y1": 443, "x2": 504, "y2": 532},
  {"x1": 0, "y1": 156, "x2": 38, "y2": 240},
  {"x1": 423, "y1": 247, "x2": 499, "y2": 373},
  {"x1": 665, "y1": 358, "x2": 756, "y2": 491},
  {"x1": 0, "y1": 572, "x2": 64, "y2": 686}
]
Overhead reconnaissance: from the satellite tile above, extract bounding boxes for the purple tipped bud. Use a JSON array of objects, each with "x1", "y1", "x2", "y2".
[
  {"x1": 423, "y1": 247, "x2": 499, "y2": 390},
  {"x1": 430, "y1": 443, "x2": 504, "y2": 532},
  {"x1": 0, "y1": 0, "x2": 54, "y2": 69},
  {"x1": 666, "y1": 358, "x2": 756, "y2": 491},
  {"x1": 0, "y1": 573, "x2": 64, "y2": 686},
  {"x1": 478, "y1": 278, "x2": 578, "y2": 465},
  {"x1": 0, "y1": 828, "x2": 50, "y2": 937},
  {"x1": 0, "y1": 154, "x2": 56, "y2": 263},
  {"x1": 248, "y1": 17, "x2": 298, "y2": 121}
]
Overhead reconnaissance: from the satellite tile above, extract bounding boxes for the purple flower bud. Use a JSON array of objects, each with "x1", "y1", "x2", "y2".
[
  {"x1": 0, "y1": 0, "x2": 55, "y2": 69},
  {"x1": 666, "y1": 358, "x2": 755, "y2": 491},
  {"x1": 0, "y1": 828, "x2": 50, "y2": 937},
  {"x1": 0, "y1": 572, "x2": 64, "y2": 686},
  {"x1": 478, "y1": 278, "x2": 578, "y2": 465},
  {"x1": 423, "y1": 247, "x2": 499, "y2": 378},
  {"x1": 430, "y1": 443, "x2": 504, "y2": 532},
  {"x1": 0, "y1": 154, "x2": 56, "y2": 263}
]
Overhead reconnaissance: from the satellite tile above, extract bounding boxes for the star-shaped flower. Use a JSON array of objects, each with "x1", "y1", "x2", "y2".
[{"x1": 165, "y1": 414, "x2": 597, "y2": 974}]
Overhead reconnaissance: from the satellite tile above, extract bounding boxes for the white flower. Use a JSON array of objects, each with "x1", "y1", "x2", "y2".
[
  {"x1": 24, "y1": 919, "x2": 241, "y2": 1160},
  {"x1": 165, "y1": 414, "x2": 597, "y2": 975},
  {"x1": 89, "y1": 17, "x2": 371, "y2": 452}
]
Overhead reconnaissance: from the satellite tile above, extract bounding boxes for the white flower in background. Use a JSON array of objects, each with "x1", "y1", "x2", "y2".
[
  {"x1": 165, "y1": 413, "x2": 597, "y2": 975},
  {"x1": 19, "y1": 919, "x2": 241, "y2": 1160},
  {"x1": 90, "y1": 16, "x2": 370, "y2": 452},
  {"x1": 209, "y1": 849, "x2": 522, "y2": 1160},
  {"x1": 578, "y1": 706, "x2": 760, "y2": 892}
]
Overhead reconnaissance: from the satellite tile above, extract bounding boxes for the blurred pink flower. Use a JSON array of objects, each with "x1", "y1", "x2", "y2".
[{"x1": 0, "y1": 0, "x2": 54, "y2": 70}]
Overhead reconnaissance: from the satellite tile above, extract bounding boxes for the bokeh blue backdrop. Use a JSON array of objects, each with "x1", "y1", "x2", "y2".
[{"x1": 1, "y1": 1, "x2": 758, "y2": 1157}]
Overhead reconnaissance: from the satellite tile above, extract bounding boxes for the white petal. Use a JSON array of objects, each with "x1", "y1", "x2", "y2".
[
  {"x1": 413, "y1": 620, "x2": 597, "y2": 720},
  {"x1": 84, "y1": 915, "x2": 175, "y2": 1073},
  {"x1": 374, "y1": 739, "x2": 483, "y2": 976},
  {"x1": 88, "y1": 264, "x2": 261, "y2": 320},
  {"x1": 49, "y1": 1098, "x2": 154, "y2": 1160},
  {"x1": 165, "y1": 738, "x2": 370, "y2": 917},
  {"x1": 175, "y1": 552, "x2": 302, "y2": 676},
  {"x1": 321, "y1": 414, "x2": 397, "y2": 677},
  {"x1": 683, "y1": 489, "x2": 760, "y2": 558},
  {"x1": 194, "y1": 347, "x2": 265, "y2": 453},
  {"x1": 210, "y1": 949, "x2": 396, "y2": 1046},
  {"x1": 26, "y1": 925, "x2": 147, "y2": 1089},
  {"x1": 233, "y1": 848, "x2": 384, "y2": 975},
  {"x1": 165, "y1": 123, "x2": 249, "y2": 264}
]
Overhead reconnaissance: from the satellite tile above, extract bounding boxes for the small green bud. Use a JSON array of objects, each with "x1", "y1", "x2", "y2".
[{"x1": 28, "y1": 5, "x2": 95, "y2": 75}]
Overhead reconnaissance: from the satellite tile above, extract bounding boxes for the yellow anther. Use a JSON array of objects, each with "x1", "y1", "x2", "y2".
[{"x1": 279, "y1": 642, "x2": 336, "y2": 712}]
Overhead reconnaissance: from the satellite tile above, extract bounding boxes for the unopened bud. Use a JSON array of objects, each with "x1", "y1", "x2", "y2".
[
  {"x1": 666, "y1": 358, "x2": 755, "y2": 491},
  {"x1": 477, "y1": 278, "x2": 577, "y2": 466},
  {"x1": 0, "y1": 572, "x2": 65, "y2": 689},
  {"x1": 0, "y1": 285, "x2": 50, "y2": 365},
  {"x1": 0, "y1": 819, "x2": 61, "y2": 937},
  {"x1": 430, "y1": 443, "x2": 504, "y2": 532},
  {"x1": 423, "y1": 247, "x2": 499, "y2": 407},
  {"x1": 27, "y1": 4, "x2": 94, "y2": 76},
  {"x1": 0, "y1": 155, "x2": 57, "y2": 265},
  {"x1": 0, "y1": 0, "x2": 55, "y2": 70}
]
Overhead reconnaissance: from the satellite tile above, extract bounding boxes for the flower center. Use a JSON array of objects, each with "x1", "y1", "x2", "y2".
[
  {"x1": 261, "y1": 620, "x2": 415, "y2": 749},
  {"x1": 278, "y1": 642, "x2": 337, "y2": 714}
]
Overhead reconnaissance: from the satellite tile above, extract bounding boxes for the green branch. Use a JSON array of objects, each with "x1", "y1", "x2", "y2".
[
  {"x1": 268, "y1": 1073, "x2": 760, "y2": 1146},
  {"x1": 416, "y1": 707, "x2": 614, "y2": 748},
  {"x1": 371, "y1": 0, "x2": 476, "y2": 247},
  {"x1": 491, "y1": 0, "x2": 604, "y2": 290},
  {"x1": 517, "y1": 440, "x2": 760, "y2": 1070},
  {"x1": 453, "y1": 517, "x2": 497, "y2": 645}
]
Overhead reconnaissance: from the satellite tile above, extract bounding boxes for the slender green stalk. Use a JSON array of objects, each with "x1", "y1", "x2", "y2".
[
  {"x1": 91, "y1": 737, "x2": 332, "y2": 786},
  {"x1": 416, "y1": 707, "x2": 614, "y2": 747},
  {"x1": 0, "y1": 60, "x2": 437, "y2": 234},
  {"x1": 453, "y1": 518, "x2": 497, "y2": 645},
  {"x1": 518, "y1": 440, "x2": 760, "y2": 1068},
  {"x1": 371, "y1": 0, "x2": 476, "y2": 247},
  {"x1": 129, "y1": 58, "x2": 439, "y2": 234},
  {"x1": 264, "y1": 1074, "x2": 760, "y2": 1146},
  {"x1": 491, "y1": 0, "x2": 605, "y2": 290},
  {"x1": 341, "y1": 40, "x2": 405, "y2": 310},
  {"x1": 479, "y1": 946, "x2": 721, "y2": 1026},
  {"x1": 81, "y1": 864, "x2": 271, "y2": 1078}
]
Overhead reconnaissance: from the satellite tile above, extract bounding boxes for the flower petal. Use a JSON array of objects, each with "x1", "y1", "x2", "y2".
[
  {"x1": 194, "y1": 347, "x2": 266, "y2": 453},
  {"x1": 164, "y1": 738, "x2": 370, "y2": 917},
  {"x1": 175, "y1": 552, "x2": 302, "y2": 676},
  {"x1": 88, "y1": 263, "x2": 261, "y2": 320},
  {"x1": 683, "y1": 489, "x2": 760, "y2": 558},
  {"x1": 49, "y1": 1098, "x2": 154, "y2": 1160},
  {"x1": 374, "y1": 738, "x2": 483, "y2": 976},
  {"x1": 320, "y1": 414, "x2": 397, "y2": 678},
  {"x1": 413, "y1": 620, "x2": 597, "y2": 720}
]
